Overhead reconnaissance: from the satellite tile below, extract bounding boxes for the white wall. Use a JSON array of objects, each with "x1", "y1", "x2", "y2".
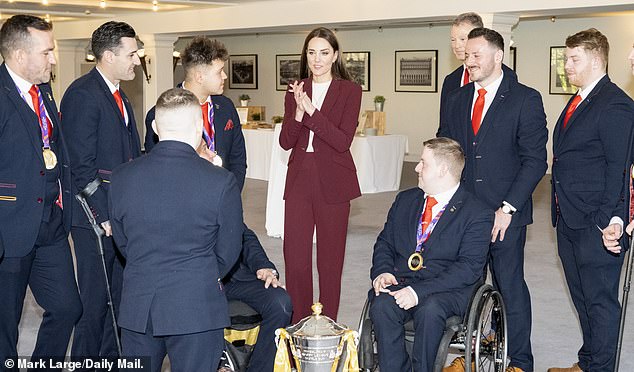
[{"x1": 218, "y1": 14, "x2": 634, "y2": 163}]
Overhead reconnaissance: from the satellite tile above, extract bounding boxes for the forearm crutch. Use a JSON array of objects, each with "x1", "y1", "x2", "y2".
[
  {"x1": 614, "y1": 233, "x2": 634, "y2": 372},
  {"x1": 75, "y1": 178, "x2": 122, "y2": 357}
]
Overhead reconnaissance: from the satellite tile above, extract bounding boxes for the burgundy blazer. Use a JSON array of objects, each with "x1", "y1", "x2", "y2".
[{"x1": 280, "y1": 77, "x2": 362, "y2": 204}]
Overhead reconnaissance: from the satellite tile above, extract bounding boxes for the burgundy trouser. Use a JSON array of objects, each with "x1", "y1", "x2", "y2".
[{"x1": 283, "y1": 154, "x2": 351, "y2": 323}]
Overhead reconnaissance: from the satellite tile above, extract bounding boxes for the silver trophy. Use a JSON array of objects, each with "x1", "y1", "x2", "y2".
[{"x1": 274, "y1": 303, "x2": 358, "y2": 372}]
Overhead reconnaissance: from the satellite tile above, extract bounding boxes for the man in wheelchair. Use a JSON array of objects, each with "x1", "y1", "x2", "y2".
[
  {"x1": 220, "y1": 226, "x2": 293, "y2": 371},
  {"x1": 369, "y1": 137, "x2": 494, "y2": 371}
]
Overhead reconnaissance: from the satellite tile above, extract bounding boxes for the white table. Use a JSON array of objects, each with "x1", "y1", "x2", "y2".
[
  {"x1": 264, "y1": 124, "x2": 408, "y2": 238},
  {"x1": 243, "y1": 128, "x2": 276, "y2": 181}
]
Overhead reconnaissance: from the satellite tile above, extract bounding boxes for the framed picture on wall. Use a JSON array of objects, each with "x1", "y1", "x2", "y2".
[
  {"x1": 343, "y1": 51, "x2": 370, "y2": 91},
  {"x1": 394, "y1": 50, "x2": 438, "y2": 93},
  {"x1": 229, "y1": 54, "x2": 258, "y2": 89},
  {"x1": 275, "y1": 54, "x2": 301, "y2": 91},
  {"x1": 549, "y1": 46, "x2": 575, "y2": 95}
]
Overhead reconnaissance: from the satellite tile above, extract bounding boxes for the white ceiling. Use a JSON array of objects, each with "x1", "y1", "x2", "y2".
[{"x1": 0, "y1": 0, "x2": 276, "y2": 22}]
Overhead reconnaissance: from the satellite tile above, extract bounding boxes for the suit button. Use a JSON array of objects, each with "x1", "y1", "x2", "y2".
[
  {"x1": 553, "y1": 157, "x2": 558, "y2": 162},
  {"x1": 37, "y1": 198, "x2": 43, "y2": 203},
  {"x1": 40, "y1": 171, "x2": 45, "y2": 176},
  {"x1": 472, "y1": 141, "x2": 477, "y2": 146}
]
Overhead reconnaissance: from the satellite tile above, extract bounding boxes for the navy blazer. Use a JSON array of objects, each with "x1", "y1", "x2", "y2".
[
  {"x1": 0, "y1": 63, "x2": 73, "y2": 257},
  {"x1": 61, "y1": 67, "x2": 142, "y2": 226},
  {"x1": 439, "y1": 64, "x2": 517, "y2": 119},
  {"x1": 280, "y1": 78, "x2": 362, "y2": 204},
  {"x1": 109, "y1": 140, "x2": 244, "y2": 336},
  {"x1": 551, "y1": 75, "x2": 634, "y2": 230},
  {"x1": 438, "y1": 71, "x2": 547, "y2": 227},
  {"x1": 144, "y1": 93, "x2": 247, "y2": 191},
  {"x1": 224, "y1": 226, "x2": 277, "y2": 283},
  {"x1": 371, "y1": 186, "x2": 493, "y2": 300}
]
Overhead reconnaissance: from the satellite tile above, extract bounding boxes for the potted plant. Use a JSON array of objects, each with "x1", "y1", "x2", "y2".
[
  {"x1": 272, "y1": 115, "x2": 283, "y2": 124},
  {"x1": 374, "y1": 95, "x2": 386, "y2": 112},
  {"x1": 239, "y1": 94, "x2": 250, "y2": 107}
]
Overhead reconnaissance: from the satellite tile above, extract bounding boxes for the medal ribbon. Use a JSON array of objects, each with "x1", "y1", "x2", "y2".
[
  {"x1": 415, "y1": 204, "x2": 447, "y2": 253},
  {"x1": 202, "y1": 98, "x2": 215, "y2": 152},
  {"x1": 18, "y1": 84, "x2": 51, "y2": 149}
]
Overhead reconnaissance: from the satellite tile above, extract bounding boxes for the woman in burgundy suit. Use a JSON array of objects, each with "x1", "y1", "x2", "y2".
[{"x1": 280, "y1": 27, "x2": 362, "y2": 322}]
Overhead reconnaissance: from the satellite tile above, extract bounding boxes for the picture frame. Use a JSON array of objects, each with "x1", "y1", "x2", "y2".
[
  {"x1": 549, "y1": 46, "x2": 575, "y2": 95},
  {"x1": 343, "y1": 51, "x2": 370, "y2": 91},
  {"x1": 394, "y1": 50, "x2": 438, "y2": 93},
  {"x1": 229, "y1": 54, "x2": 258, "y2": 89},
  {"x1": 275, "y1": 54, "x2": 301, "y2": 91},
  {"x1": 509, "y1": 46, "x2": 517, "y2": 71}
]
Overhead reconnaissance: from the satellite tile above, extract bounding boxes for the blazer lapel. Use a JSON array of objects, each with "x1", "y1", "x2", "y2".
[
  {"x1": 0, "y1": 65, "x2": 45, "y2": 163},
  {"x1": 460, "y1": 84, "x2": 475, "y2": 142},
  {"x1": 475, "y1": 76, "x2": 510, "y2": 141},
  {"x1": 318, "y1": 79, "x2": 341, "y2": 116},
  {"x1": 120, "y1": 89, "x2": 141, "y2": 157},
  {"x1": 92, "y1": 68, "x2": 127, "y2": 128},
  {"x1": 39, "y1": 84, "x2": 59, "y2": 129},
  {"x1": 408, "y1": 190, "x2": 426, "y2": 252}
]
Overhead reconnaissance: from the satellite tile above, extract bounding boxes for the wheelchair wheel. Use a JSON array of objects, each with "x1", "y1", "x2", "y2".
[{"x1": 465, "y1": 285, "x2": 507, "y2": 372}]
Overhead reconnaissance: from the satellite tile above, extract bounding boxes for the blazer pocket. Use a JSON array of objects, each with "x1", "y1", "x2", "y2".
[
  {"x1": 0, "y1": 182, "x2": 17, "y2": 202},
  {"x1": 331, "y1": 153, "x2": 357, "y2": 171}
]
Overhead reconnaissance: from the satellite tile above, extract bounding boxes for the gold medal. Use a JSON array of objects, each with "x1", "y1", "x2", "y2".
[
  {"x1": 408, "y1": 252, "x2": 423, "y2": 271},
  {"x1": 42, "y1": 148, "x2": 57, "y2": 170}
]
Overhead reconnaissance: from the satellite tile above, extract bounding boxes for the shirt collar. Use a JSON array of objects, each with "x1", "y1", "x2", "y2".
[
  {"x1": 474, "y1": 70, "x2": 504, "y2": 96},
  {"x1": 426, "y1": 182, "x2": 460, "y2": 207},
  {"x1": 95, "y1": 66, "x2": 120, "y2": 93},
  {"x1": 577, "y1": 73, "x2": 606, "y2": 100},
  {"x1": 6, "y1": 64, "x2": 35, "y2": 94}
]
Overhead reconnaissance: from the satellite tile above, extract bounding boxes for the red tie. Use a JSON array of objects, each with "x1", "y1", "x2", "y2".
[
  {"x1": 202, "y1": 102, "x2": 213, "y2": 138},
  {"x1": 472, "y1": 88, "x2": 487, "y2": 135},
  {"x1": 113, "y1": 90, "x2": 125, "y2": 119},
  {"x1": 563, "y1": 95, "x2": 582, "y2": 128},
  {"x1": 421, "y1": 196, "x2": 438, "y2": 228},
  {"x1": 28, "y1": 85, "x2": 52, "y2": 137},
  {"x1": 462, "y1": 67, "x2": 470, "y2": 86}
]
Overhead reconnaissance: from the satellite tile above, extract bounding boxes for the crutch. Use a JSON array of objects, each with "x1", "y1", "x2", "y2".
[
  {"x1": 614, "y1": 230, "x2": 634, "y2": 372},
  {"x1": 75, "y1": 178, "x2": 122, "y2": 357}
]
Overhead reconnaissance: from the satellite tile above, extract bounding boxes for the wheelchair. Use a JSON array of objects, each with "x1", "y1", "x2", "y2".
[
  {"x1": 357, "y1": 282, "x2": 507, "y2": 372},
  {"x1": 220, "y1": 299, "x2": 263, "y2": 372}
]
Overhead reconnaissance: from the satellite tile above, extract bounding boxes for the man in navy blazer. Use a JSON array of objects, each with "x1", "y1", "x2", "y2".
[
  {"x1": 0, "y1": 15, "x2": 81, "y2": 365},
  {"x1": 549, "y1": 29, "x2": 634, "y2": 372},
  {"x1": 222, "y1": 227, "x2": 292, "y2": 372},
  {"x1": 61, "y1": 21, "x2": 142, "y2": 359},
  {"x1": 370, "y1": 137, "x2": 493, "y2": 372},
  {"x1": 144, "y1": 37, "x2": 246, "y2": 190},
  {"x1": 109, "y1": 88, "x2": 243, "y2": 372},
  {"x1": 438, "y1": 28, "x2": 547, "y2": 372}
]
